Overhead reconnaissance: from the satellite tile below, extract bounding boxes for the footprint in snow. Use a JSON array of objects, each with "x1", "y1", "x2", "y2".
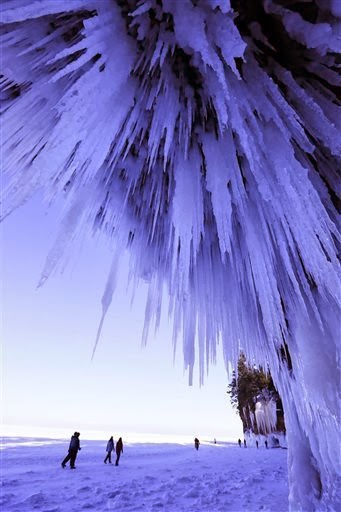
[
  {"x1": 184, "y1": 487, "x2": 200, "y2": 498},
  {"x1": 23, "y1": 491, "x2": 46, "y2": 505},
  {"x1": 143, "y1": 475, "x2": 158, "y2": 482},
  {"x1": 175, "y1": 476, "x2": 193, "y2": 484},
  {"x1": 107, "y1": 491, "x2": 120, "y2": 499}
]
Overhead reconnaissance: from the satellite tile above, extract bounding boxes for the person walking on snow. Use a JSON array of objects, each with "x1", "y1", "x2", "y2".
[
  {"x1": 104, "y1": 436, "x2": 114, "y2": 464},
  {"x1": 115, "y1": 437, "x2": 123, "y2": 466},
  {"x1": 61, "y1": 432, "x2": 81, "y2": 469},
  {"x1": 194, "y1": 437, "x2": 200, "y2": 450}
]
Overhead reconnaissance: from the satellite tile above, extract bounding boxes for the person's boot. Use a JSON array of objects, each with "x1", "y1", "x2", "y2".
[{"x1": 61, "y1": 463, "x2": 66, "y2": 468}]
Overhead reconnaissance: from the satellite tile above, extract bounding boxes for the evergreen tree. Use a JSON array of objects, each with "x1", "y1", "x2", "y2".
[{"x1": 228, "y1": 354, "x2": 285, "y2": 434}]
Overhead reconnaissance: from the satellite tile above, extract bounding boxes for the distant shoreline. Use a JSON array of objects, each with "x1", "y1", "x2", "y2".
[{"x1": 1, "y1": 430, "x2": 237, "y2": 446}]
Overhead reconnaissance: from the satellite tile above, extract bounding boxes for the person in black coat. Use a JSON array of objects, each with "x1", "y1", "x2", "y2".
[
  {"x1": 104, "y1": 436, "x2": 114, "y2": 464},
  {"x1": 61, "y1": 432, "x2": 81, "y2": 469},
  {"x1": 115, "y1": 437, "x2": 123, "y2": 466},
  {"x1": 194, "y1": 437, "x2": 200, "y2": 450}
]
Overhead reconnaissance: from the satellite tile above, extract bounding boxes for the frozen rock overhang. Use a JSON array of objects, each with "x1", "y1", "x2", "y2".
[{"x1": 1, "y1": 0, "x2": 340, "y2": 380}]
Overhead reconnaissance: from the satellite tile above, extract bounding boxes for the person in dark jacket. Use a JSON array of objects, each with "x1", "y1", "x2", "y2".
[
  {"x1": 61, "y1": 432, "x2": 81, "y2": 469},
  {"x1": 104, "y1": 436, "x2": 114, "y2": 464},
  {"x1": 194, "y1": 437, "x2": 200, "y2": 450},
  {"x1": 115, "y1": 437, "x2": 123, "y2": 466}
]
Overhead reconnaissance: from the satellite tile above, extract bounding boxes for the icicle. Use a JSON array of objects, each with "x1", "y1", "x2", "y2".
[
  {"x1": 91, "y1": 251, "x2": 120, "y2": 360},
  {"x1": 255, "y1": 399, "x2": 277, "y2": 435}
]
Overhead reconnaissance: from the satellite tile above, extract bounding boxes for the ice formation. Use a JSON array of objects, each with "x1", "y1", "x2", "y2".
[
  {"x1": 1, "y1": 1, "x2": 340, "y2": 509},
  {"x1": 255, "y1": 399, "x2": 277, "y2": 436}
]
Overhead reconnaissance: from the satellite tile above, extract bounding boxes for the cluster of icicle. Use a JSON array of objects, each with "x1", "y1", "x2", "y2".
[
  {"x1": 254, "y1": 399, "x2": 277, "y2": 436},
  {"x1": 1, "y1": 1, "x2": 340, "y2": 509},
  {"x1": 243, "y1": 388, "x2": 278, "y2": 436}
]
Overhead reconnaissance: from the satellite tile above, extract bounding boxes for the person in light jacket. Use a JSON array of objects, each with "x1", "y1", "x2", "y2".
[
  {"x1": 115, "y1": 437, "x2": 123, "y2": 466},
  {"x1": 104, "y1": 436, "x2": 114, "y2": 464},
  {"x1": 61, "y1": 432, "x2": 81, "y2": 469}
]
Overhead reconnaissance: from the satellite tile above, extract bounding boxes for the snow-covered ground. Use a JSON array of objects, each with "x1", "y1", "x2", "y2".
[{"x1": 1, "y1": 437, "x2": 288, "y2": 511}]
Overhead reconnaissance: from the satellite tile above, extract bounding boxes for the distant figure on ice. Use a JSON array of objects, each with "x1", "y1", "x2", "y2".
[
  {"x1": 115, "y1": 437, "x2": 123, "y2": 466},
  {"x1": 265, "y1": 440, "x2": 268, "y2": 449},
  {"x1": 238, "y1": 438, "x2": 242, "y2": 447},
  {"x1": 213, "y1": 438, "x2": 216, "y2": 444},
  {"x1": 194, "y1": 438, "x2": 200, "y2": 450},
  {"x1": 256, "y1": 440, "x2": 259, "y2": 449},
  {"x1": 244, "y1": 439, "x2": 247, "y2": 448},
  {"x1": 61, "y1": 432, "x2": 81, "y2": 469},
  {"x1": 104, "y1": 436, "x2": 114, "y2": 464}
]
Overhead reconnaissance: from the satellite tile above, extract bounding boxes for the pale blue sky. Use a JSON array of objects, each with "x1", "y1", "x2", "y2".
[{"x1": 1, "y1": 196, "x2": 242, "y2": 441}]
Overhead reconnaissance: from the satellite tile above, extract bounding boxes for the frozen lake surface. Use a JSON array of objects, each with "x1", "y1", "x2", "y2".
[{"x1": 1, "y1": 437, "x2": 288, "y2": 511}]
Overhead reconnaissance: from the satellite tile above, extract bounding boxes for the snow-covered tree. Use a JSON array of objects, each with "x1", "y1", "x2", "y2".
[{"x1": 1, "y1": 1, "x2": 340, "y2": 509}]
